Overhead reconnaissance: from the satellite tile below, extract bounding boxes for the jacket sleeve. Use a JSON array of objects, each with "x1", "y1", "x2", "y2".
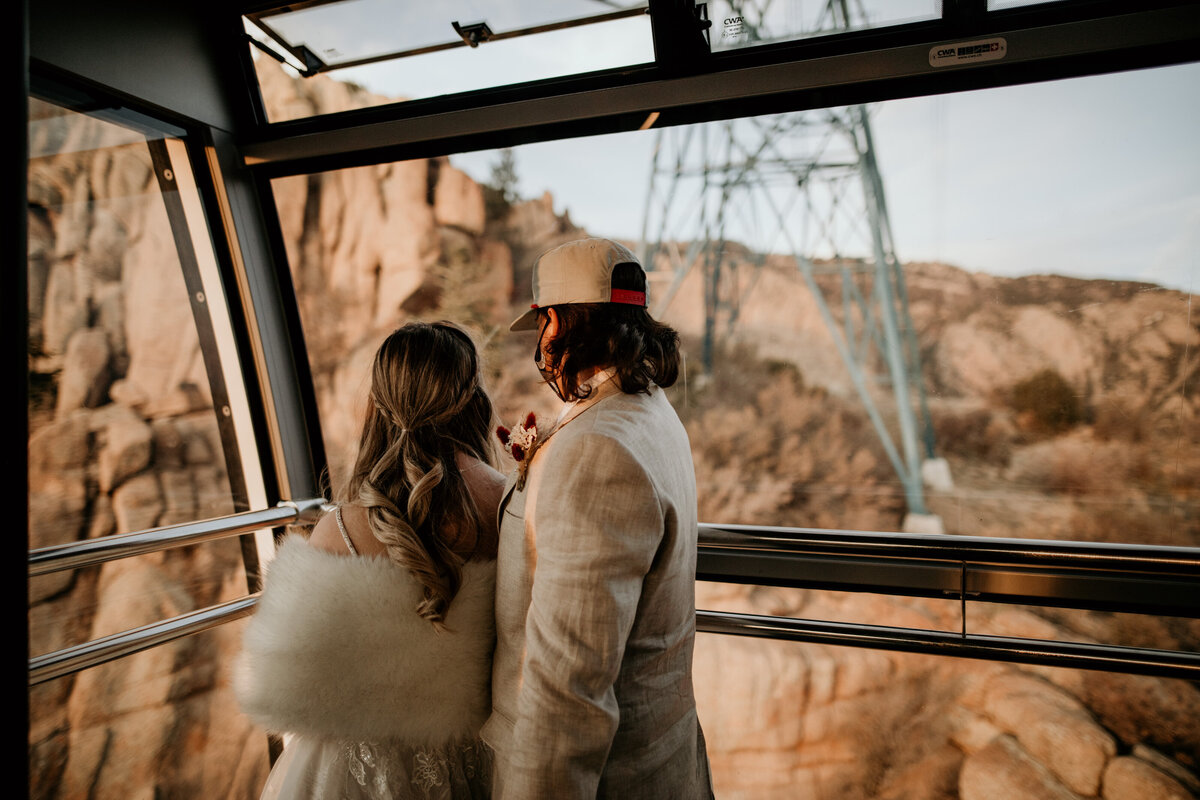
[{"x1": 504, "y1": 430, "x2": 663, "y2": 798}]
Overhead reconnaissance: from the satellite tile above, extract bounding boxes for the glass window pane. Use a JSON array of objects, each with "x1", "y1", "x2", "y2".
[
  {"x1": 698, "y1": 583, "x2": 1200, "y2": 796},
  {"x1": 971, "y1": 602, "x2": 1200, "y2": 654},
  {"x1": 694, "y1": 628, "x2": 1200, "y2": 797},
  {"x1": 254, "y1": 0, "x2": 648, "y2": 68},
  {"x1": 710, "y1": 0, "x2": 941, "y2": 52},
  {"x1": 273, "y1": 61, "x2": 1199, "y2": 547},
  {"x1": 27, "y1": 97, "x2": 260, "y2": 544},
  {"x1": 28, "y1": 540, "x2": 250, "y2": 656},
  {"x1": 247, "y1": 1, "x2": 654, "y2": 121},
  {"x1": 270, "y1": 56, "x2": 1199, "y2": 798},
  {"x1": 29, "y1": 623, "x2": 270, "y2": 800},
  {"x1": 28, "y1": 93, "x2": 270, "y2": 799},
  {"x1": 701, "y1": 581, "x2": 964, "y2": 631}
]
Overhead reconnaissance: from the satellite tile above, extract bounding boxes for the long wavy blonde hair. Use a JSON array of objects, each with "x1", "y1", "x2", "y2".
[{"x1": 341, "y1": 322, "x2": 496, "y2": 628}]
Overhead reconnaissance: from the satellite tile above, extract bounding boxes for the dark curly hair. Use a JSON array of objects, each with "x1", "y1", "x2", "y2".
[{"x1": 539, "y1": 263, "x2": 680, "y2": 401}]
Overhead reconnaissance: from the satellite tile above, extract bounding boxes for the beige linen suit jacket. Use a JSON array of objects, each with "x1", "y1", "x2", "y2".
[{"x1": 482, "y1": 379, "x2": 713, "y2": 799}]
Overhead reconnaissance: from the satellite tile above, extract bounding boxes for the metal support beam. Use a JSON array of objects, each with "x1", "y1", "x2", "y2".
[{"x1": 238, "y1": 6, "x2": 1200, "y2": 176}]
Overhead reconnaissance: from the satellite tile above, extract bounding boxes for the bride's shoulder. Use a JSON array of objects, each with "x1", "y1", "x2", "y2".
[
  {"x1": 455, "y1": 452, "x2": 506, "y2": 487},
  {"x1": 308, "y1": 503, "x2": 380, "y2": 556},
  {"x1": 307, "y1": 505, "x2": 346, "y2": 554}
]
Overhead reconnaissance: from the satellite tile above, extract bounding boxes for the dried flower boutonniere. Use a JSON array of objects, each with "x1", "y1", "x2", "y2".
[{"x1": 496, "y1": 412, "x2": 538, "y2": 490}]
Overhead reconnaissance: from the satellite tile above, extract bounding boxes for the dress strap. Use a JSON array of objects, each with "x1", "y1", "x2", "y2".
[{"x1": 333, "y1": 505, "x2": 358, "y2": 556}]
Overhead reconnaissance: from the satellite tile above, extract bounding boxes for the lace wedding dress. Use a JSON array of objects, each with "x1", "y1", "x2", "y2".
[{"x1": 259, "y1": 735, "x2": 492, "y2": 800}]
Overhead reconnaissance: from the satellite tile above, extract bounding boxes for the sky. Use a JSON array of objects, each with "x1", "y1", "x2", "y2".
[
  {"x1": 263, "y1": 5, "x2": 1200, "y2": 294},
  {"x1": 447, "y1": 62, "x2": 1200, "y2": 294}
]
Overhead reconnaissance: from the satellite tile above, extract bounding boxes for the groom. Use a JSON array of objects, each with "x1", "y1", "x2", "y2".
[{"x1": 482, "y1": 238, "x2": 713, "y2": 798}]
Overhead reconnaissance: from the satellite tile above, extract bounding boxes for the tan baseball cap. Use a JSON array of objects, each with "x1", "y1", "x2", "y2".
[{"x1": 509, "y1": 238, "x2": 648, "y2": 331}]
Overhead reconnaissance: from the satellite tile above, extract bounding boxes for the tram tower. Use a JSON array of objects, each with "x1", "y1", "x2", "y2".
[{"x1": 638, "y1": 0, "x2": 943, "y2": 525}]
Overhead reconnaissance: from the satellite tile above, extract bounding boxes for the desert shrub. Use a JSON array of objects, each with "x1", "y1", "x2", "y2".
[
  {"x1": 482, "y1": 185, "x2": 510, "y2": 225},
  {"x1": 430, "y1": 233, "x2": 497, "y2": 331},
  {"x1": 1009, "y1": 368, "x2": 1083, "y2": 433},
  {"x1": 764, "y1": 358, "x2": 803, "y2": 382},
  {"x1": 27, "y1": 368, "x2": 58, "y2": 429},
  {"x1": 1070, "y1": 500, "x2": 1199, "y2": 548},
  {"x1": 684, "y1": 360, "x2": 905, "y2": 530},
  {"x1": 1165, "y1": 459, "x2": 1200, "y2": 495},
  {"x1": 931, "y1": 405, "x2": 1013, "y2": 463},
  {"x1": 848, "y1": 666, "x2": 963, "y2": 800},
  {"x1": 1093, "y1": 395, "x2": 1150, "y2": 443},
  {"x1": 483, "y1": 147, "x2": 518, "y2": 222},
  {"x1": 670, "y1": 340, "x2": 777, "y2": 425},
  {"x1": 1007, "y1": 435, "x2": 1153, "y2": 497}
]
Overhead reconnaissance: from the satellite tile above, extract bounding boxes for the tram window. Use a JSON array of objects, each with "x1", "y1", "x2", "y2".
[
  {"x1": 273, "y1": 59, "x2": 1198, "y2": 549},
  {"x1": 245, "y1": 1, "x2": 655, "y2": 122},
  {"x1": 692, "y1": 631, "x2": 1200, "y2": 797},
  {"x1": 693, "y1": 582, "x2": 1199, "y2": 795},
  {"x1": 979, "y1": 602, "x2": 1200, "y2": 656},
  {"x1": 28, "y1": 541, "x2": 250, "y2": 652},
  {"x1": 29, "y1": 624, "x2": 270, "y2": 800},
  {"x1": 708, "y1": 0, "x2": 940, "y2": 52},
  {"x1": 27, "y1": 92, "x2": 270, "y2": 800},
  {"x1": 27, "y1": 96, "x2": 267, "y2": 543}
]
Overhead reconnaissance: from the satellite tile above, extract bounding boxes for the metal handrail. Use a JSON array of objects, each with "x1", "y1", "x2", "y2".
[
  {"x1": 28, "y1": 498, "x2": 327, "y2": 577},
  {"x1": 696, "y1": 610, "x2": 1200, "y2": 681},
  {"x1": 31, "y1": 594, "x2": 1200, "y2": 687},
  {"x1": 27, "y1": 517, "x2": 1200, "y2": 685},
  {"x1": 696, "y1": 524, "x2": 1200, "y2": 680},
  {"x1": 699, "y1": 524, "x2": 1200, "y2": 573},
  {"x1": 699, "y1": 523, "x2": 1200, "y2": 619},
  {"x1": 26, "y1": 498, "x2": 325, "y2": 686},
  {"x1": 29, "y1": 593, "x2": 260, "y2": 686}
]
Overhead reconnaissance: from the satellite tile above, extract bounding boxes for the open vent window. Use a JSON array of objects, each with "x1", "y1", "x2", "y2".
[{"x1": 243, "y1": 0, "x2": 657, "y2": 120}]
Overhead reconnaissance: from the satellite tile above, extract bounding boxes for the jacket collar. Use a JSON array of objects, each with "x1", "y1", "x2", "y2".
[
  {"x1": 496, "y1": 374, "x2": 625, "y2": 517},
  {"x1": 543, "y1": 369, "x2": 620, "y2": 444}
]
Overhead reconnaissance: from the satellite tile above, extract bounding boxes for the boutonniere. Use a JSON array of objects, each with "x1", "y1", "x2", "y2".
[{"x1": 496, "y1": 412, "x2": 539, "y2": 490}]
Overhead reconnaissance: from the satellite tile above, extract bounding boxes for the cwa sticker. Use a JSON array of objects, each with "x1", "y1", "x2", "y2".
[
  {"x1": 929, "y1": 37, "x2": 1007, "y2": 67},
  {"x1": 722, "y1": 15, "x2": 748, "y2": 42}
]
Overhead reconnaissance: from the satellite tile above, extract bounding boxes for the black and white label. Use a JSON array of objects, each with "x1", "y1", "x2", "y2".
[
  {"x1": 722, "y1": 15, "x2": 747, "y2": 41},
  {"x1": 929, "y1": 38, "x2": 1007, "y2": 67}
]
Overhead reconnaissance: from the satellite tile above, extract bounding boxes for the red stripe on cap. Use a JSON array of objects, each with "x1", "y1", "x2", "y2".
[
  {"x1": 611, "y1": 289, "x2": 646, "y2": 306},
  {"x1": 530, "y1": 303, "x2": 539, "y2": 309}
]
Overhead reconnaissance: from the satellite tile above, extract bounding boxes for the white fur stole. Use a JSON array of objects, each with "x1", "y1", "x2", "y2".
[{"x1": 235, "y1": 534, "x2": 495, "y2": 746}]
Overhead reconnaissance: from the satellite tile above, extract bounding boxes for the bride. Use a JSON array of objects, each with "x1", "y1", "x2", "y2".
[{"x1": 237, "y1": 321, "x2": 506, "y2": 799}]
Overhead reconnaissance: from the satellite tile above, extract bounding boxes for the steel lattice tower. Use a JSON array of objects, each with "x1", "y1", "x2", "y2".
[{"x1": 639, "y1": 0, "x2": 939, "y2": 519}]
